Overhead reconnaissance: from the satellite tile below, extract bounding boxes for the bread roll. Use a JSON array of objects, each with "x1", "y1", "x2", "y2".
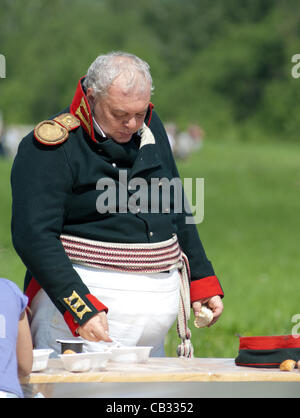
[
  {"x1": 194, "y1": 306, "x2": 214, "y2": 328},
  {"x1": 63, "y1": 349, "x2": 76, "y2": 355},
  {"x1": 279, "y1": 359, "x2": 296, "y2": 371}
]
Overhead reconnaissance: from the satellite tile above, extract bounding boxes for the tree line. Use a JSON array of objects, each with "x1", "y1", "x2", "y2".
[{"x1": 0, "y1": 0, "x2": 299, "y2": 142}]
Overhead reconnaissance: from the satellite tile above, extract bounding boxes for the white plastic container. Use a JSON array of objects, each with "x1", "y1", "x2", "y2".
[
  {"x1": 56, "y1": 339, "x2": 83, "y2": 354},
  {"x1": 32, "y1": 349, "x2": 53, "y2": 372},
  {"x1": 59, "y1": 351, "x2": 111, "y2": 372},
  {"x1": 109, "y1": 346, "x2": 153, "y2": 363}
]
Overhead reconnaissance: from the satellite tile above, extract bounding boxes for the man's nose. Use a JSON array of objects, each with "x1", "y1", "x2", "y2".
[{"x1": 124, "y1": 117, "x2": 137, "y2": 130}]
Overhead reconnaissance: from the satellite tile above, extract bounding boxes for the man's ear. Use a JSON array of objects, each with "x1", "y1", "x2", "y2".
[{"x1": 86, "y1": 88, "x2": 95, "y2": 108}]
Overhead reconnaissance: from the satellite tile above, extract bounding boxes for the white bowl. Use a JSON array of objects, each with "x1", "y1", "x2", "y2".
[
  {"x1": 32, "y1": 349, "x2": 53, "y2": 372},
  {"x1": 59, "y1": 351, "x2": 111, "y2": 372},
  {"x1": 109, "y1": 346, "x2": 153, "y2": 363}
]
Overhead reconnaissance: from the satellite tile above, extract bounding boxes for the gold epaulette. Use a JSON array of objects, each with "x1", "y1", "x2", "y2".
[{"x1": 34, "y1": 113, "x2": 81, "y2": 145}]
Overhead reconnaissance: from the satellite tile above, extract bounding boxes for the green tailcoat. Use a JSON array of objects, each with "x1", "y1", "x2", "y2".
[{"x1": 11, "y1": 78, "x2": 223, "y2": 334}]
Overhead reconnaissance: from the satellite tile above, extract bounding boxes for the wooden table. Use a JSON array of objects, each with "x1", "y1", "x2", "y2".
[{"x1": 21, "y1": 358, "x2": 300, "y2": 398}]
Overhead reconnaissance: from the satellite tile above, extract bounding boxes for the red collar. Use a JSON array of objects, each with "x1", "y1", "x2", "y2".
[
  {"x1": 70, "y1": 77, "x2": 97, "y2": 142},
  {"x1": 70, "y1": 77, "x2": 154, "y2": 143}
]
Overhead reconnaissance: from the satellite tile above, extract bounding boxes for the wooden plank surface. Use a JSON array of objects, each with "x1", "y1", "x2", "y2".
[{"x1": 20, "y1": 358, "x2": 300, "y2": 384}]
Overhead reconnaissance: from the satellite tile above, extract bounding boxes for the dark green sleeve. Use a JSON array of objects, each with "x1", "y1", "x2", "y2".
[{"x1": 11, "y1": 133, "x2": 105, "y2": 329}]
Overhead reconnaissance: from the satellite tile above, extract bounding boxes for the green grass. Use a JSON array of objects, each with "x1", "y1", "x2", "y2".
[
  {"x1": 165, "y1": 139, "x2": 300, "y2": 358},
  {"x1": 0, "y1": 158, "x2": 26, "y2": 286},
  {"x1": 1, "y1": 138, "x2": 300, "y2": 359}
]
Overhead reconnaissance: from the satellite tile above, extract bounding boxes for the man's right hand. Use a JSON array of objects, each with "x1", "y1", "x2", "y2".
[{"x1": 76, "y1": 311, "x2": 112, "y2": 342}]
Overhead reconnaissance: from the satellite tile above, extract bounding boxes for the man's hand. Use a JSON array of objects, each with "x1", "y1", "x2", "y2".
[
  {"x1": 76, "y1": 311, "x2": 112, "y2": 342},
  {"x1": 192, "y1": 295, "x2": 223, "y2": 327}
]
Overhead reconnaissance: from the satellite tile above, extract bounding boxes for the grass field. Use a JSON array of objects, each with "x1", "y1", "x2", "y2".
[{"x1": 1, "y1": 138, "x2": 300, "y2": 359}]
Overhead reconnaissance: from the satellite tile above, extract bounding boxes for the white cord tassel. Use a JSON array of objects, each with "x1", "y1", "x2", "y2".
[{"x1": 176, "y1": 256, "x2": 194, "y2": 358}]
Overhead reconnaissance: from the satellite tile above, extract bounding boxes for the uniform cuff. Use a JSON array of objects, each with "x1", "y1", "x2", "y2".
[
  {"x1": 61, "y1": 291, "x2": 108, "y2": 335},
  {"x1": 63, "y1": 310, "x2": 80, "y2": 336},
  {"x1": 190, "y1": 275, "x2": 224, "y2": 303}
]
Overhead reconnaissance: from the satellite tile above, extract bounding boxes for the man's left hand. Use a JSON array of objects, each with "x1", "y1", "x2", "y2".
[{"x1": 192, "y1": 295, "x2": 223, "y2": 327}]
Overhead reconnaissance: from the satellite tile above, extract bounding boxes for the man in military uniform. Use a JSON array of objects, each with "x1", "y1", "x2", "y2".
[{"x1": 11, "y1": 52, "x2": 223, "y2": 357}]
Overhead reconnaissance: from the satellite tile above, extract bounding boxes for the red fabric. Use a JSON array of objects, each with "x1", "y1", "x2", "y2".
[
  {"x1": 70, "y1": 77, "x2": 96, "y2": 142},
  {"x1": 63, "y1": 310, "x2": 80, "y2": 336},
  {"x1": 190, "y1": 275, "x2": 224, "y2": 302},
  {"x1": 147, "y1": 102, "x2": 154, "y2": 126},
  {"x1": 235, "y1": 362, "x2": 281, "y2": 367},
  {"x1": 25, "y1": 277, "x2": 41, "y2": 307},
  {"x1": 239, "y1": 335, "x2": 300, "y2": 350},
  {"x1": 86, "y1": 294, "x2": 108, "y2": 313},
  {"x1": 64, "y1": 293, "x2": 108, "y2": 336}
]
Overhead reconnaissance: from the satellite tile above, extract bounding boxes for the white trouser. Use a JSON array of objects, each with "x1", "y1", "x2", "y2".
[{"x1": 30, "y1": 265, "x2": 180, "y2": 357}]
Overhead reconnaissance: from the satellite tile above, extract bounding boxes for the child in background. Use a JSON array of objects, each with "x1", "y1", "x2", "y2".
[{"x1": 0, "y1": 278, "x2": 33, "y2": 398}]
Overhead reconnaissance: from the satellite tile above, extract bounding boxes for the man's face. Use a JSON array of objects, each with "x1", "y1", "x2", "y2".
[{"x1": 87, "y1": 78, "x2": 151, "y2": 143}]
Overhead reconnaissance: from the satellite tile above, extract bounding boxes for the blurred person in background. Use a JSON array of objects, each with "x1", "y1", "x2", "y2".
[
  {"x1": 188, "y1": 124, "x2": 204, "y2": 152},
  {"x1": 164, "y1": 121, "x2": 177, "y2": 152},
  {"x1": 0, "y1": 112, "x2": 6, "y2": 157},
  {"x1": 174, "y1": 124, "x2": 204, "y2": 160}
]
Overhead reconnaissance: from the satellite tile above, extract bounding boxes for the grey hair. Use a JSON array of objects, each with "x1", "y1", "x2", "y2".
[{"x1": 83, "y1": 51, "x2": 154, "y2": 97}]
